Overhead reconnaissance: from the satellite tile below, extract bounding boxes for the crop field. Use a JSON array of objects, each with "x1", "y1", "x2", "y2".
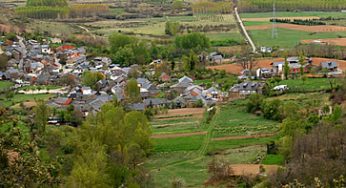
[
  {"x1": 148, "y1": 101, "x2": 280, "y2": 187},
  {"x1": 274, "y1": 78, "x2": 341, "y2": 93},
  {"x1": 249, "y1": 28, "x2": 346, "y2": 49},
  {"x1": 239, "y1": 11, "x2": 346, "y2": 49}
]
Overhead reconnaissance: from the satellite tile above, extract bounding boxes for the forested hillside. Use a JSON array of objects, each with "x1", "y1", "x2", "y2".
[{"x1": 238, "y1": 0, "x2": 346, "y2": 12}]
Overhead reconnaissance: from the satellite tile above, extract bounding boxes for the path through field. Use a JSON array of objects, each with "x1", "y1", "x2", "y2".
[{"x1": 301, "y1": 38, "x2": 346, "y2": 47}]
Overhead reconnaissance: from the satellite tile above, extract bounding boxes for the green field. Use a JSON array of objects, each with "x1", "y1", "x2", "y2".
[
  {"x1": 275, "y1": 78, "x2": 341, "y2": 92},
  {"x1": 0, "y1": 93, "x2": 54, "y2": 107},
  {"x1": 249, "y1": 28, "x2": 346, "y2": 49},
  {"x1": 210, "y1": 102, "x2": 279, "y2": 138},
  {"x1": 240, "y1": 11, "x2": 346, "y2": 18},
  {"x1": 84, "y1": 14, "x2": 244, "y2": 45},
  {"x1": 0, "y1": 81, "x2": 13, "y2": 91},
  {"x1": 148, "y1": 100, "x2": 281, "y2": 187}
]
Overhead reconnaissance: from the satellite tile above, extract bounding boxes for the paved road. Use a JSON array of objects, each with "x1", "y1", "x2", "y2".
[{"x1": 234, "y1": 7, "x2": 257, "y2": 53}]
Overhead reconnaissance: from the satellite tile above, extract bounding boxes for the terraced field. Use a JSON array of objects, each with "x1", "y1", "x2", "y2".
[{"x1": 147, "y1": 101, "x2": 280, "y2": 187}]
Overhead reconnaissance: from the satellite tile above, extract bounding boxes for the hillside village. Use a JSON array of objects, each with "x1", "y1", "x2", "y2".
[{"x1": 1, "y1": 0, "x2": 346, "y2": 187}]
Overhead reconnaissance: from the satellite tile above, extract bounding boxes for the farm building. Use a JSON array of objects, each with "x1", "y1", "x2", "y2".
[{"x1": 229, "y1": 81, "x2": 266, "y2": 99}]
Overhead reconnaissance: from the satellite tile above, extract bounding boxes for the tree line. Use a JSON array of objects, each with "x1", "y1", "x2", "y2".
[
  {"x1": 238, "y1": 0, "x2": 346, "y2": 12},
  {"x1": 192, "y1": 1, "x2": 232, "y2": 15},
  {"x1": 16, "y1": 0, "x2": 110, "y2": 19}
]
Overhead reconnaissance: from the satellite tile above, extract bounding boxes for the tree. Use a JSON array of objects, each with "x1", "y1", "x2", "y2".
[
  {"x1": 299, "y1": 54, "x2": 306, "y2": 77},
  {"x1": 33, "y1": 100, "x2": 50, "y2": 142},
  {"x1": 182, "y1": 51, "x2": 199, "y2": 72},
  {"x1": 125, "y1": 79, "x2": 141, "y2": 103},
  {"x1": 0, "y1": 54, "x2": 8, "y2": 71},
  {"x1": 113, "y1": 47, "x2": 135, "y2": 66},
  {"x1": 109, "y1": 33, "x2": 135, "y2": 54},
  {"x1": 82, "y1": 71, "x2": 104, "y2": 90},
  {"x1": 246, "y1": 94, "x2": 264, "y2": 113},
  {"x1": 0, "y1": 127, "x2": 59, "y2": 187},
  {"x1": 237, "y1": 46, "x2": 257, "y2": 72},
  {"x1": 68, "y1": 103, "x2": 152, "y2": 187},
  {"x1": 165, "y1": 21, "x2": 180, "y2": 36},
  {"x1": 175, "y1": 33, "x2": 210, "y2": 52},
  {"x1": 283, "y1": 57, "x2": 290, "y2": 80}
]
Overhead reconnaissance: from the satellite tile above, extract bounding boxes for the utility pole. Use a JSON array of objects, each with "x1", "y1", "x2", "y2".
[{"x1": 272, "y1": 0, "x2": 278, "y2": 39}]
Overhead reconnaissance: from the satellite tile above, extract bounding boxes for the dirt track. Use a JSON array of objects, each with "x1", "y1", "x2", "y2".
[
  {"x1": 230, "y1": 164, "x2": 280, "y2": 176},
  {"x1": 212, "y1": 133, "x2": 276, "y2": 141},
  {"x1": 246, "y1": 23, "x2": 346, "y2": 32},
  {"x1": 301, "y1": 38, "x2": 346, "y2": 47},
  {"x1": 151, "y1": 131, "x2": 208, "y2": 139}
]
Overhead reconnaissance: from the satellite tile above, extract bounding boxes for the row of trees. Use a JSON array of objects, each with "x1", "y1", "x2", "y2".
[
  {"x1": 17, "y1": 0, "x2": 110, "y2": 19},
  {"x1": 238, "y1": 0, "x2": 346, "y2": 12},
  {"x1": 192, "y1": 1, "x2": 232, "y2": 14}
]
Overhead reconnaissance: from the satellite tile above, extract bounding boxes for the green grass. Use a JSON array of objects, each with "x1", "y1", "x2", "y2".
[
  {"x1": 207, "y1": 32, "x2": 244, "y2": 42},
  {"x1": 20, "y1": 85, "x2": 62, "y2": 90},
  {"x1": 0, "y1": 93, "x2": 54, "y2": 107},
  {"x1": 262, "y1": 154, "x2": 285, "y2": 165},
  {"x1": 244, "y1": 21, "x2": 270, "y2": 26},
  {"x1": 240, "y1": 11, "x2": 346, "y2": 18},
  {"x1": 210, "y1": 102, "x2": 279, "y2": 138},
  {"x1": 147, "y1": 145, "x2": 266, "y2": 188},
  {"x1": 0, "y1": 81, "x2": 13, "y2": 91},
  {"x1": 276, "y1": 78, "x2": 341, "y2": 92},
  {"x1": 249, "y1": 28, "x2": 346, "y2": 49},
  {"x1": 207, "y1": 136, "x2": 279, "y2": 152},
  {"x1": 153, "y1": 135, "x2": 205, "y2": 152},
  {"x1": 152, "y1": 121, "x2": 202, "y2": 134}
]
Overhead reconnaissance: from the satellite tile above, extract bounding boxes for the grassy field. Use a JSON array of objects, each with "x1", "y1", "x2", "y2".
[
  {"x1": 210, "y1": 102, "x2": 279, "y2": 138},
  {"x1": 275, "y1": 78, "x2": 341, "y2": 92},
  {"x1": 84, "y1": 14, "x2": 244, "y2": 45},
  {"x1": 249, "y1": 28, "x2": 346, "y2": 49},
  {"x1": 240, "y1": 11, "x2": 346, "y2": 18},
  {"x1": 0, "y1": 93, "x2": 54, "y2": 107},
  {"x1": 148, "y1": 100, "x2": 280, "y2": 187},
  {"x1": 0, "y1": 81, "x2": 13, "y2": 91}
]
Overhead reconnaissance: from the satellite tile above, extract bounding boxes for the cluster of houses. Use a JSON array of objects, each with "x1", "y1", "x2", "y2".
[
  {"x1": 1, "y1": 36, "x2": 343, "y2": 120},
  {"x1": 231, "y1": 56, "x2": 342, "y2": 99},
  {"x1": 0, "y1": 36, "x2": 227, "y2": 118}
]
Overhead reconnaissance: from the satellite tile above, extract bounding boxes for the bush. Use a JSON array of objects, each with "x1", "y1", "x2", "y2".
[
  {"x1": 246, "y1": 94, "x2": 264, "y2": 113},
  {"x1": 261, "y1": 99, "x2": 282, "y2": 121}
]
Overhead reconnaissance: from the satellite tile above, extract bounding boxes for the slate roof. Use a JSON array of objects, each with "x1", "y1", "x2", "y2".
[{"x1": 321, "y1": 62, "x2": 337, "y2": 69}]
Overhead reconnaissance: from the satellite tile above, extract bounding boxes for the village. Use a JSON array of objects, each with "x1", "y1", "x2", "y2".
[{"x1": 1, "y1": 35, "x2": 343, "y2": 121}]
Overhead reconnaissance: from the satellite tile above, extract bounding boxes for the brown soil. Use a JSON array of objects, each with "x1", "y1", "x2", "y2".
[
  {"x1": 246, "y1": 23, "x2": 346, "y2": 32},
  {"x1": 242, "y1": 16, "x2": 320, "y2": 22},
  {"x1": 151, "y1": 131, "x2": 208, "y2": 139},
  {"x1": 301, "y1": 38, "x2": 346, "y2": 47},
  {"x1": 207, "y1": 63, "x2": 244, "y2": 75},
  {"x1": 230, "y1": 164, "x2": 280, "y2": 176},
  {"x1": 212, "y1": 133, "x2": 276, "y2": 141}
]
